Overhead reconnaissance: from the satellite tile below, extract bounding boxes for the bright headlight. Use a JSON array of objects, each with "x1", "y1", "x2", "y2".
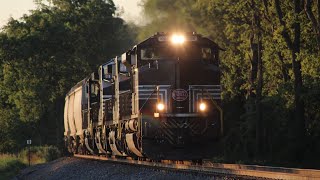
[
  {"x1": 199, "y1": 102, "x2": 206, "y2": 111},
  {"x1": 171, "y1": 34, "x2": 185, "y2": 44},
  {"x1": 157, "y1": 103, "x2": 165, "y2": 111}
]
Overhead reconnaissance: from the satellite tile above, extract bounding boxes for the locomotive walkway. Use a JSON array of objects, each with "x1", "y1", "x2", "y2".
[{"x1": 74, "y1": 154, "x2": 320, "y2": 180}]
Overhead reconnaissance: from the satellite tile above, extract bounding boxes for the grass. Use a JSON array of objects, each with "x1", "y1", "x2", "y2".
[
  {"x1": 0, "y1": 154, "x2": 26, "y2": 180},
  {"x1": 0, "y1": 146, "x2": 61, "y2": 180}
]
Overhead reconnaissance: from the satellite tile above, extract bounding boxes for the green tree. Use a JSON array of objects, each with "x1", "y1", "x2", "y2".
[
  {"x1": 0, "y1": 0, "x2": 136, "y2": 151},
  {"x1": 139, "y1": 0, "x2": 320, "y2": 167}
]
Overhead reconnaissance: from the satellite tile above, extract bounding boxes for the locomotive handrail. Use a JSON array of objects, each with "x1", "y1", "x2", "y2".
[
  {"x1": 139, "y1": 86, "x2": 158, "y2": 111},
  {"x1": 204, "y1": 89, "x2": 223, "y2": 136},
  {"x1": 119, "y1": 90, "x2": 131, "y2": 95}
]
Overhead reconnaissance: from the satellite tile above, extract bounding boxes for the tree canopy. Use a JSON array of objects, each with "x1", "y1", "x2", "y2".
[
  {"x1": 138, "y1": 0, "x2": 320, "y2": 167},
  {"x1": 0, "y1": 0, "x2": 136, "y2": 152}
]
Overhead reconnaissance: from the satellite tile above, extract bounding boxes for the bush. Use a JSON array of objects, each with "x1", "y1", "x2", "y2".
[
  {"x1": 19, "y1": 146, "x2": 61, "y2": 165},
  {"x1": 45, "y1": 146, "x2": 61, "y2": 161},
  {"x1": 0, "y1": 146, "x2": 60, "y2": 179}
]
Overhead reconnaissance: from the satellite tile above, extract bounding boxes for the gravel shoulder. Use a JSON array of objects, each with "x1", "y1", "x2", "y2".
[{"x1": 14, "y1": 157, "x2": 224, "y2": 180}]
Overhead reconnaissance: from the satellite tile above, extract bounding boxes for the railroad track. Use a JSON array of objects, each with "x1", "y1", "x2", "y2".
[{"x1": 74, "y1": 154, "x2": 320, "y2": 180}]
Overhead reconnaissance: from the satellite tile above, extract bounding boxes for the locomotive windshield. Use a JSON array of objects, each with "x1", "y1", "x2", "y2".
[
  {"x1": 141, "y1": 47, "x2": 174, "y2": 60},
  {"x1": 140, "y1": 46, "x2": 215, "y2": 62}
]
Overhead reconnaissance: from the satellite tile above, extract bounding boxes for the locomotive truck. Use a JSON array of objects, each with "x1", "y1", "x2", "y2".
[{"x1": 64, "y1": 32, "x2": 223, "y2": 160}]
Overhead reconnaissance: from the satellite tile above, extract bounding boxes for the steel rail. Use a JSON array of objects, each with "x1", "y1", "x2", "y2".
[{"x1": 74, "y1": 154, "x2": 320, "y2": 180}]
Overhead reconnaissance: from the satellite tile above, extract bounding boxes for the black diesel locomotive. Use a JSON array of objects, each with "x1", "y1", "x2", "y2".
[{"x1": 64, "y1": 32, "x2": 223, "y2": 160}]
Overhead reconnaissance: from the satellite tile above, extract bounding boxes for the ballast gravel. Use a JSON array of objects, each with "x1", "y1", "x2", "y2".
[{"x1": 14, "y1": 157, "x2": 248, "y2": 180}]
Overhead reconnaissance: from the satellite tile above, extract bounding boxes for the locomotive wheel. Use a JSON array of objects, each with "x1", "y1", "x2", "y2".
[
  {"x1": 67, "y1": 143, "x2": 73, "y2": 154},
  {"x1": 77, "y1": 143, "x2": 85, "y2": 155},
  {"x1": 67, "y1": 137, "x2": 76, "y2": 154},
  {"x1": 72, "y1": 138, "x2": 78, "y2": 154},
  {"x1": 91, "y1": 137, "x2": 99, "y2": 154}
]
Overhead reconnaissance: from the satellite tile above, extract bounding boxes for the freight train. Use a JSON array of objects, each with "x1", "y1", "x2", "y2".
[{"x1": 64, "y1": 32, "x2": 223, "y2": 160}]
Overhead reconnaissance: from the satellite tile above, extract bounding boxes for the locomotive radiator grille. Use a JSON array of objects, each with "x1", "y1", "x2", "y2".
[
  {"x1": 119, "y1": 91, "x2": 132, "y2": 118},
  {"x1": 102, "y1": 96, "x2": 113, "y2": 121}
]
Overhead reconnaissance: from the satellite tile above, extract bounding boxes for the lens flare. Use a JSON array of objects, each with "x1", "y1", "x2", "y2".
[
  {"x1": 157, "y1": 103, "x2": 165, "y2": 111},
  {"x1": 199, "y1": 102, "x2": 206, "y2": 111},
  {"x1": 171, "y1": 34, "x2": 185, "y2": 44}
]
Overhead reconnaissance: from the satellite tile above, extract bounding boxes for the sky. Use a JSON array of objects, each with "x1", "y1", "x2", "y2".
[{"x1": 0, "y1": 0, "x2": 142, "y2": 28}]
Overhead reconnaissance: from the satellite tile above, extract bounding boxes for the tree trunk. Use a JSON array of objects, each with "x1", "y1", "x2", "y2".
[
  {"x1": 276, "y1": 52, "x2": 290, "y2": 82},
  {"x1": 293, "y1": 0, "x2": 305, "y2": 161},
  {"x1": 256, "y1": 36, "x2": 263, "y2": 157},
  {"x1": 304, "y1": 0, "x2": 320, "y2": 49},
  {"x1": 250, "y1": 0, "x2": 264, "y2": 158},
  {"x1": 275, "y1": 0, "x2": 305, "y2": 161}
]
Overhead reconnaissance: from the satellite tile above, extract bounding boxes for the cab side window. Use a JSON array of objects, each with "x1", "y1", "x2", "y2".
[
  {"x1": 202, "y1": 48, "x2": 212, "y2": 60},
  {"x1": 201, "y1": 47, "x2": 219, "y2": 65},
  {"x1": 103, "y1": 64, "x2": 113, "y2": 80},
  {"x1": 90, "y1": 83, "x2": 99, "y2": 98}
]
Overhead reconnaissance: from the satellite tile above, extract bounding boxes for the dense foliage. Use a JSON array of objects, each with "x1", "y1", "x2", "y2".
[
  {"x1": 0, "y1": 0, "x2": 136, "y2": 152},
  {"x1": 138, "y1": 0, "x2": 320, "y2": 167}
]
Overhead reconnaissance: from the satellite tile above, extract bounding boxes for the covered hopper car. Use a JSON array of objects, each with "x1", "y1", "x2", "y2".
[{"x1": 64, "y1": 32, "x2": 223, "y2": 160}]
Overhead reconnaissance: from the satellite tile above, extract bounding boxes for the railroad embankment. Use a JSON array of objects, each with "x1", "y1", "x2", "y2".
[{"x1": 14, "y1": 157, "x2": 243, "y2": 180}]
